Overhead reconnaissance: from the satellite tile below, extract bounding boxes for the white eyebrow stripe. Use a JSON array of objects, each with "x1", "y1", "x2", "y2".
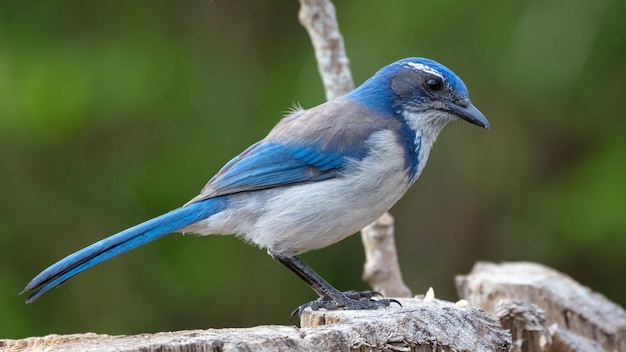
[{"x1": 405, "y1": 62, "x2": 444, "y2": 79}]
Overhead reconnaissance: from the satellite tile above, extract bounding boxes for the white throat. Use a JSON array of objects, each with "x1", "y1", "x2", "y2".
[{"x1": 403, "y1": 110, "x2": 455, "y2": 181}]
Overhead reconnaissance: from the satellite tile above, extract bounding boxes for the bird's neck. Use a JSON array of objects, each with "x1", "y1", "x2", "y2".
[{"x1": 402, "y1": 111, "x2": 449, "y2": 184}]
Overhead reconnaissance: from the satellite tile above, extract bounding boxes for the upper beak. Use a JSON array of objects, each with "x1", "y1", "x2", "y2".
[{"x1": 450, "y1": 100, "x2": 490, "y2": 129}]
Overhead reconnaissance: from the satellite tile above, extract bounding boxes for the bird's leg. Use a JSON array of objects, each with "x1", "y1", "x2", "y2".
[{"x1": 272, "y1": 254, "x2": 400, "y2": 318}]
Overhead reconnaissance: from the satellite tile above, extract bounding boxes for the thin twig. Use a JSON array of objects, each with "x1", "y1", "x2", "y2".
[{"x1": 361, "y1": 213, "x2": 412, "y2": 297}]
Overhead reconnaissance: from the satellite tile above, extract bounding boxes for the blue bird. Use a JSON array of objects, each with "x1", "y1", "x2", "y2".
[{"x1": 22, "y1": 58, "x2": 489, "y2": 312}]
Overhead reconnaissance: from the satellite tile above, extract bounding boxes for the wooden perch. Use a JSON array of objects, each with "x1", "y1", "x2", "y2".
[
  {"x1": 456, "y1": 261, "x2": 626, "y2": 352},
  {"x1": 300, "y1": 297, "x2": 511, "y2": 351},
  {"x1": 1, "y1": 298, "x2": 511, "y2": 352},
  {"x1": 6, "y1": 263, "x2": 625, "y2": 351}
]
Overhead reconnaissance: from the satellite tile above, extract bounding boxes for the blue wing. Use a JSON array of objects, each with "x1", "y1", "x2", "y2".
[{"x1": 187, "y1": 141, "x2": 347, "y2": 204}]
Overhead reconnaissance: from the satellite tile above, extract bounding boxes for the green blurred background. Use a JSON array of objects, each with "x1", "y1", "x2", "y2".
[{"x1": 1, "y1": 0, "x2": 624, "y2": 338}]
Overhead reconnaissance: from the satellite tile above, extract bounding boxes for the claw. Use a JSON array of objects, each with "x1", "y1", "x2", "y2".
[
  {"x1": 289, "y1": 300, "x2": 317, "y2": 324},
  {"x1": 289, "y1": 290, "x2": 400, "y2": 325},
  {"x1": 389, "y1": 298, "x2": 402, "y2": 307},
  {"x1": 289, "y1": 304, "x2": 305, "y2": 324}
]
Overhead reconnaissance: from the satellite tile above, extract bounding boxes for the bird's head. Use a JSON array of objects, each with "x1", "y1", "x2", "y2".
[{"x1": 348, "y1": 57, "x2": 489, "y2": 135}]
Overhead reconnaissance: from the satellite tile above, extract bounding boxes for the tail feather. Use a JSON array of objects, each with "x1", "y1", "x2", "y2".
[{"x1": 22, "y1": 198, "x2": 226, "y2": 303}]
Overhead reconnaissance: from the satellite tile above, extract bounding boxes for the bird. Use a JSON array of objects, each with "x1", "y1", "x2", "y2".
[{"x1": 22, "y1": 57, "x2": 489, "y2": 313}]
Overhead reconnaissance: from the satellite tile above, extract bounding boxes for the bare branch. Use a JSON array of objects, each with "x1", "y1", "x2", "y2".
[
  {"x1": 298, "y1": 0, "x2": 353, "y2": 99},
  {"x1": 361, "y1": 212, "x2": 412, "y2": 297}
]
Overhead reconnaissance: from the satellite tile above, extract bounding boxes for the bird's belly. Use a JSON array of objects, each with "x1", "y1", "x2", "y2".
[
  {"x1": 247, "y1": 179, "x2": 408, "y2": 255},
  {"x1": 248, "y1": 142, "x2": 411, "y2": 255}
]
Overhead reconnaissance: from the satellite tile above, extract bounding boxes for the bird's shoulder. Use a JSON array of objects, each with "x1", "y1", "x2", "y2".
[
  {"x1": 185, "y1": 97, "x2": 405, "y2": 205},
  {"x1": 268, "y1": 96, "x2": 402, "y2": 158}
]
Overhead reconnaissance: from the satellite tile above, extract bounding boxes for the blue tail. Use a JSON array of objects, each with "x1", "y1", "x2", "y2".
[{"x1": 22, "y1": 197, "x2": 227, "y2": 303}]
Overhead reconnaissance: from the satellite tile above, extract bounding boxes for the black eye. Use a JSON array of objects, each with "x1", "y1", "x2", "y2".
[{"x1": 425, "y1": 77, "x2": 443, "y2": 91}]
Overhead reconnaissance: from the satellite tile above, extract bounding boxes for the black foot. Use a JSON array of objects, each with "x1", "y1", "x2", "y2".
[{"x1": 289, "y1": 290, "x2": 401, "y2": 323}]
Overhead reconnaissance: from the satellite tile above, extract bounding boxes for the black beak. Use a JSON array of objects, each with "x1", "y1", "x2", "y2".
[{"x1": 450, "y1": 100, "x2": 490, "y2": 129}]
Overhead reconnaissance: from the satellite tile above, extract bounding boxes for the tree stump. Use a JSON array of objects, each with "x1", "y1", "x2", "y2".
[{"x1": 456, "y1": 261, "x2": 626, "y2": 352}]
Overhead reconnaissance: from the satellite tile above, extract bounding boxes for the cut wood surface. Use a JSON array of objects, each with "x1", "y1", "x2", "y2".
[{"x1": 1, "y1": 298, "x2": 511, "y2": 352}]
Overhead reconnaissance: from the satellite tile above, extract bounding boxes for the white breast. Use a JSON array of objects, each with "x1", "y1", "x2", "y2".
[{"x1": 252, "y1": 129, "x2": 412, "y2": 255}]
